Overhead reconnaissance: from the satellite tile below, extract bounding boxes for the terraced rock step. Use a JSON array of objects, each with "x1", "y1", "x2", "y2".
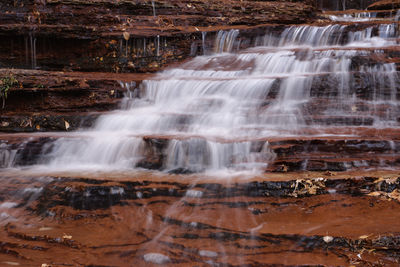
[
  {"x1": 0, "y1": 171, "x2": 399, "y2": 266},
  {"x1": 0, "y1": 0, "x2": 316, "y2": 73},
  {"x1": 0, "y1": 69, "x2": 151, "y2": 131},
  {"x1": 2, "y1": 129, "x2": 400, "y2": 172}
]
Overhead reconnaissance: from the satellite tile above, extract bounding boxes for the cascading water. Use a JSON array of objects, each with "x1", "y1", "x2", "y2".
[
  {"x1": 328, "y1": 12, "x2": 378, "y2": 22},
  {"x1": 3, "y1": 19, "x2": 400, "y2": 174}
]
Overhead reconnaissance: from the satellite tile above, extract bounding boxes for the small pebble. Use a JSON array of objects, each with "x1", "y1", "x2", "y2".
[{"x1": 143, "y1": 253, "x2": 170, "y2": 264}]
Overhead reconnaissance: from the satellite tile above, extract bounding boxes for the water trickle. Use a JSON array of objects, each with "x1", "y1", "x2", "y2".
[
  {"x1": 24, "y1": 36, "x2": 29, "y2": 66},
  {"x1": 26, "y1": 33, "x2": 37, "y2": 69},
  {"x1": 156, "y1": 35, "x2": 160, "y2": 57},
  {"x1": 151, "y1": 0, "x2": 156, "y2": 17},
  {"x1": 143, "y1": 38, "x2": 147, "y2": 56},
  {"x1": 125, "y1": 39, "x2": 129, "y2": 57},
  {"x1": 190, "y1": 42, "x2": 198, "y2": 57},
  {"x1": 395, "y1": 10, "x2": 400, "y2": 21},
  {"x1": 33, "y1": 37, "x2": 37, "y2": 69},
  {"x1": 119, "y1": 81, "x2": 139, "y2": 109},
  {"x1": 214, "y1": 29, "x2": 239, "y2": 53},
  {"x1": 0, "y1": 143, "x2": 18, "y2": 168},
  {"x1": 119, "y1": 81, "x2": 137, "y2": 99},
  {"x1": 202, "y1": 32, "x2": 207, "y2": 55}
]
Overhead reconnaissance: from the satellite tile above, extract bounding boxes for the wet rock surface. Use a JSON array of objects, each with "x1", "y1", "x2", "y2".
[{"x1": 0, "y1": 171, "x2": 400, "y2": 266}]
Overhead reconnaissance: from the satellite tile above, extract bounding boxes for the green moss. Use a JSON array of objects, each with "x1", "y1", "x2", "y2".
[{"x1": 0, "y1": 74, "x2": 18, "y2": 109}]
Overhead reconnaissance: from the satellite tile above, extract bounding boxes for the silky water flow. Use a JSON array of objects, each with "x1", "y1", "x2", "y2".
[{"x1": 1, "y1": 18, "x2": 399, "y2": 175}]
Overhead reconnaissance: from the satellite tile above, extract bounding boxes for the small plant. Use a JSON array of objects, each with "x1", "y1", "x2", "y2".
[{"x1": 0, "y1": 74, "x2": 18, "y2": 109}]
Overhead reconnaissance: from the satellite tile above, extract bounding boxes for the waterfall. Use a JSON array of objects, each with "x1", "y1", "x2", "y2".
[{"x1": 3, "y1": 18, "x2": 400, "y2": 173}]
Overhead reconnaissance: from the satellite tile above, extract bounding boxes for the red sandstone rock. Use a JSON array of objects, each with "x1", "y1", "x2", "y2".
[{"x1": 368, "y1": 0, "x2": 400, "y2": 9}]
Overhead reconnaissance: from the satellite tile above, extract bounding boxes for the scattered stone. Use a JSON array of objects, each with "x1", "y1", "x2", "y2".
[
  {"x1": 185, "y1": 190, "x2": 204, "y2": 198},
  {"x1": 62, "y1": 233, "x2": 72, "y2": 239},
  {"x1": 39, "y1": 227, "x2": 53, "y2": 231},
  {"x1": 64, "y1": 120, "x2": 70, "y2": 130},
  {"x1": 199, "y1": 250, "x2": 218, "y2": 258},
  {"x1": 143, "y1": 253, "x2": 170, "y2": 264},
  {"x1": 3, "y1": 262, "x2": 20, "y2": 266},
  {"x1": 123, "y1": 32, "x2": 130, "y2": 41}
]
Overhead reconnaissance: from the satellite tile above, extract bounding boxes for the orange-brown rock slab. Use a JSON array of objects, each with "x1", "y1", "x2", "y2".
[{"x1": 0, "y1": 171, "x2": 400, "y2": 266}]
